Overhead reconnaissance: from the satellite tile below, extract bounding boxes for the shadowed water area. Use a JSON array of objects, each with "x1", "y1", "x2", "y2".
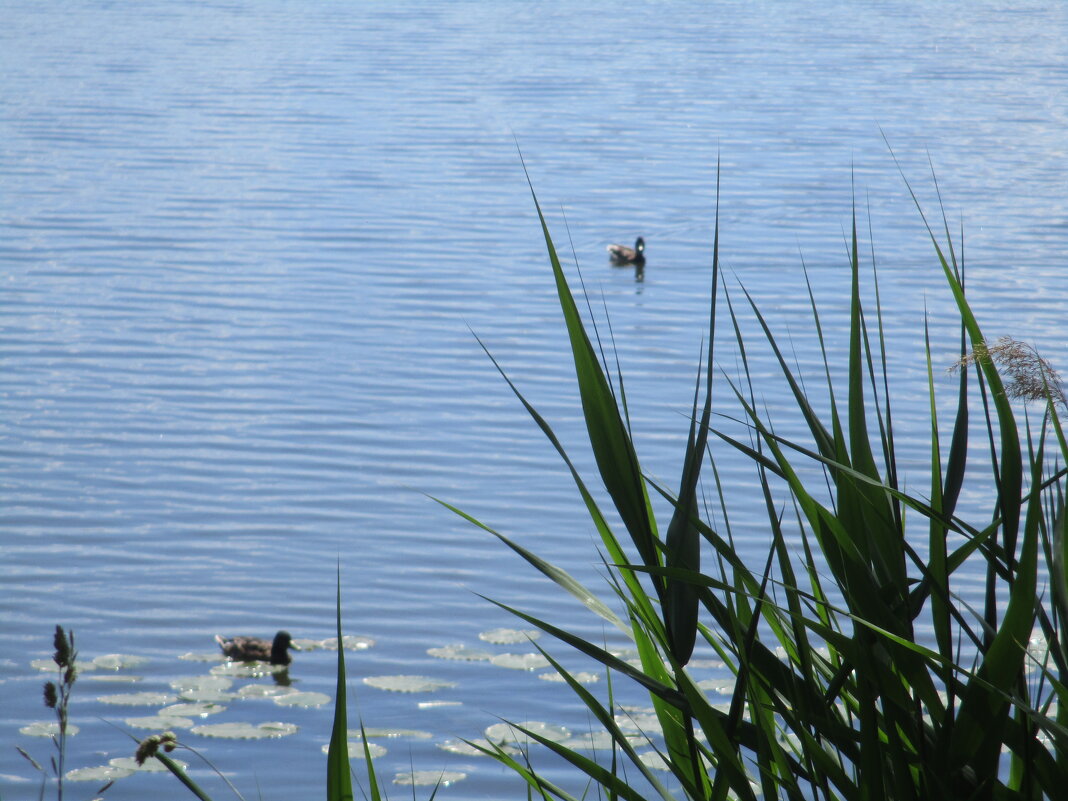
[{"x1": 2, "y1": 1, "x2": 1067, "y2": 798}]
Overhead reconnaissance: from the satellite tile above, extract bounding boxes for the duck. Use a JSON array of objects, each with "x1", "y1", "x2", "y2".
[
  {"x1": 607, "y1": 237, "x2": 645, "y2": 266},
  {"x1": 214, "y1": 630, "x2": 296, "y2": 665}
]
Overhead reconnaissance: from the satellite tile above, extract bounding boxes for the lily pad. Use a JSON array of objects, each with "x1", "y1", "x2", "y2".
[
  {"x1": 97, "y1": 692, "x2": 177, "y2": 706},
  {"x1": 291, "y1": 638, "x2": 323, "y2": 651},
  {"x1": 125, "y1": 715, "x2": 194, "y2": 730},
  {"x1": 31, "y1": 659, "x2": 96, "y2": 673},
  {"x1": 538, "y1": 670, "x2": 599, "y2": 684},
  {"x1": 491, "y1": 653, "x2": 550, "y2": 671},
  {"x1": 638, "y1": 750, "x2": 671, "y2": 771},
  {"x1": 687, "y1": 658, "x2": 727, "y2": 669},
  {"x1": 485, "y1": 721, "x2": 570, "y2": 746},
  {"x1": 65, "y1": 765, "x2": 134, "y2": 782},
  {"x1": 93, "y1": 653, "x2": 148, "y2": 670},
  {"x1": 393, "y1": 770, "x2": 466, "y2": 787},
  {"x1": 438, "y1": 738, "x2": 517, "y2": 757},
  {"x1": 615, "y1": 709, "x2": 663, "y2": 735},
  {"x1": 320, "y1": 635, "x2": 375, "y2": 651},
  {"x1": 84, "y1": 674, "x2": 143, "y2": 683},
  {"x1": 236, "y1": 684, "x2": 297, "y2": 699},
  {"x1": 360, "y1": 727, "x2": 433, "y2": 739},
  {"x1": 180, "y1": 689, "x2": 235, "y2": 703},
  {"x1": 363, "y1": 675, "x2": 456, "y2": 693},
  {"x1": 191, "y1": 721, "x2": 298, "y2": 739},
  {"x1": 417, "y1": 700, "x2": 462, "y2": 709},
  {"x1": 273, "y1": 691, "x2": 331, "y2": 708},
  {"x1": 179, "y1": 652, "x2": 225, "y2": 663},
  {"x1": 20, "y1": 722, "x2": 80, "y2": 737},
  {"x1": 478, "y1": 628, "x2": 540, "y2": 645},
  {"x1": 169, "y1": 676, "x2": 233, "y2": 693},
  {"x1": 427, "y1": 644, "x2": 494, "y2": 662},
  {"x1": 159, "y1": 702, "x2": 226, "y2": 718},
  {"x1": 696, "y1": 678, "x2": 735, "y2": 695},
  {"x1": 320, "y1": 741, "x2": 387, "y2": 758},
  {"x1": 209, "y1": 662, "x2": 286, "y2": 678},
  {"x1": 110, "y1": 756, "x2": 187, "y2": 773}
]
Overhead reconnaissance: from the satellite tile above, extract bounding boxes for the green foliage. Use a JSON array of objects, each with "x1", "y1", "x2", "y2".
[{"x1": 450, "y1": 167, "x2": 1068, "y2": 800}]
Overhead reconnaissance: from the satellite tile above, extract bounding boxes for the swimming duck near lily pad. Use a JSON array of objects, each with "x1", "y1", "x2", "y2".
[
  {"x1": 607, "y1": 237, "x2": 645, "y2": 266},
  {"x1": 214, "y1": 631, "x2": 296, "y2": 665}
]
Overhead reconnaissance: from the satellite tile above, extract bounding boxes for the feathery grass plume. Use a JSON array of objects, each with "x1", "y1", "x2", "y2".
[{"x1": 952, "y1": 335, "x2": 1066, "y2": 408}]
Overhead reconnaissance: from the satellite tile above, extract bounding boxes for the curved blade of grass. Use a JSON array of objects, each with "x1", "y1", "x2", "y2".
[
  {"x1": 431, "y1": 494, "x2": 628, "y2": 632},
  {"x1": 664, "y1": 167, "x2": 721, "y2": 666},
  {"x1": 521, "y1": 162, "x2": 660, "y2": 583},
  {"x1": 152, "y1": 753, "x2": 216, "y2": 801},
  {"x1": 470, "y1": 331, "x2": 661, "y2": 636},
  {"x1": 327, "y1": 569, "x2": 354, "y2": 801}
]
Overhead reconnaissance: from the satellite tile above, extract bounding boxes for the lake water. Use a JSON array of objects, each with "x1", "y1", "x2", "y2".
[{"x1": 2, "y1": 1, "x2": 1066, "y2": 798}]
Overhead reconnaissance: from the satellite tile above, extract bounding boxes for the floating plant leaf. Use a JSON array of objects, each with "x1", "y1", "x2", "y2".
[
  {"x1": 65, "y1": 765, "x2": 135, "y2": 782},
  {"x1": 31, "y1": 659, "x2": 96, "y2": 673},
  {"x1": 362, "y1": 675, "x2": 456, "y2": 693},
  {"x1": 320, "y1": 635, "x2": 374, "y2": 651},
  {"x1": 638, "y1": 751, "x2": 671, "y2": 771},
  {"x1": 478, "y1": 628, "x2": 540, "y2": 645},
  {"x1": 417, "y1": 700, "x2": 462, "y2": 709},
  {"x1": 84, "y1": 674, "x2": 143, "y2": 683},
  {"x1": 490, "y1": 652, "x2": 550, "y2": 671},
  {"x1": 179, "y1": 688, "x2": 235, "y2": 703},
  {"x1": 320, "y1": 742, "x2": 387, "y2": 758},
  {"x1": 438, "y1": 738, "x2": 518, "y2": 757},
  {"x1": 93, "y1": 653, "x2": 148, "y2": 670},
  {"x1": 20, "y1": 721, "x2": 80, "y2": 737},
  {"x1": 538, "y1": 670, "x2": 599, "y2": 684},
  {"x1": 687, "y1": 658, "x2": 727, "y2": 669},
  {"x1": 696, "y1": 678, "x2": 734, "y2": 695},
  {"x1": 169, "y1": 676, "x2": 233, "y2": 693},
  {"x1": 110, "y1": 756, "x2": 187, "y2": 773},
  {"x1": 291, "y1": 638, "x2": 323, "y2": 651},
  {"x1": 485, "y1": 721, "x2": 570, "y2": 746},
  {"x1": 236, "y1": 684, "x2": 297, "y2": 699},
  {"x1": 191, "y1": 721, "x2": 298, "y2": 739},
  {"x1": 563, "y1": 731, "x2": 634, "y2": 750},
  {"x1": 360, "y1": 727, "x2": 433, "y2": 739},
  {"x1": 125, "y1": 715, "x2": 194, "y2": 730},
  {"x1": 98, "y1": 692, "x2": 177, "y2": 706},
  {"x1": 159, "y1": 702, "x2": 226, "y2": 718},
  {"x1": 614, "y1": 708, "x2": 663, "y2": 735},
  {"x1": 273, "y1": 691, "x2": 331, "y2": 708},
  {"x1": 427, "y1": 644, "x2": 494, "y2": 662},
  {"x1": 393, "y1": 770, "x2": 466, "y2": 787},
  {"x1": 178, "y1": 652, "x2": 225, "y2": 663},
  {"x1": 209, "y1": 661, "x2": 285, "y2": 678}
]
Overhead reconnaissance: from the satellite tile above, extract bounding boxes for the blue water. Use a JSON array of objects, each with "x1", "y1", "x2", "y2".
[{"x1": 2, "y1": 1, "x2": 1066, "y2": 798}]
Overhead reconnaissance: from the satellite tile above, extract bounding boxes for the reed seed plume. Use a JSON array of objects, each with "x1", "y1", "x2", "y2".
[{"x1": 951, "y1": 335, "x2": 1066, "y2": 408}]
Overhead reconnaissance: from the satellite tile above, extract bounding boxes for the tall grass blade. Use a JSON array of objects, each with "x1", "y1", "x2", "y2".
[{"x1": 327, "y1": 569, "x2": 354, "y2": 801}]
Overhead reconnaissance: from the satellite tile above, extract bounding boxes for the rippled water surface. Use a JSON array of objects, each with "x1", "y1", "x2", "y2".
[{"x1": 3, "y1": 1, "x2": 1066, "y2": 798}]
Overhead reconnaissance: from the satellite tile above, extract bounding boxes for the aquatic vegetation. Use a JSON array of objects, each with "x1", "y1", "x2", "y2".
[
  {"x1": 190, "y1": 721, "x2": 299, "y2": 740},
  {"x1": 440, "y1": 167, "x2": 1068, "y2": 799},
  {"x1": 17, "y1": 626, "x2": 79, "y2": 801},
  {"x1": 362, "y1": 674, "x2": 457, "y2": 693},
  {"x1": 478, "y1": 627, "x2": 540, "y2": 644}
]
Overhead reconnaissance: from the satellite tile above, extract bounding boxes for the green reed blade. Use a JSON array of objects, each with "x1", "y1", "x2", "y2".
[{"x1": 326, "y1": 570, "x2": 354, "y2": 801}]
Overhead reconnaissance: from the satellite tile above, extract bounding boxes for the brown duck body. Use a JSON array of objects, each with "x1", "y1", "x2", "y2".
[
  {"x1": 607, "y1": 237, "x2": 646, "y2": 265},
  {"x1": 215, "y1": 630, "x2": 294, "y2": 665}
]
